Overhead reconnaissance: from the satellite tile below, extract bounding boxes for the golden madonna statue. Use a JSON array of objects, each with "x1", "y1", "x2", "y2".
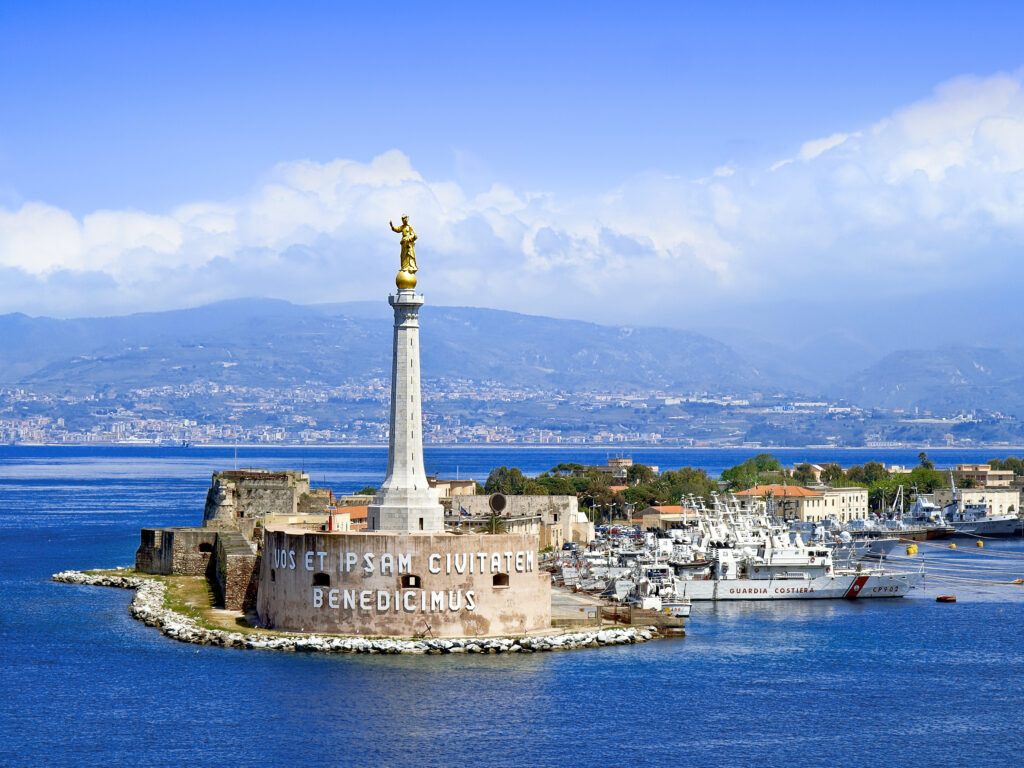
[{"x1": 390, "y1": 215, "x2": 418, "y2": 289}]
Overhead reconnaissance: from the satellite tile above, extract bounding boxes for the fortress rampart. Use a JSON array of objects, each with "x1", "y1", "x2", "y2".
[{"x1": 258, "y1": 529, "x2": 551, "y2": 637}]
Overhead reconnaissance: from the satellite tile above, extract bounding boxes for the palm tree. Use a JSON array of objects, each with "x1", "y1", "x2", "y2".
[{"x1": 484, "y1": 514, "x2": 507, "y2": 534}]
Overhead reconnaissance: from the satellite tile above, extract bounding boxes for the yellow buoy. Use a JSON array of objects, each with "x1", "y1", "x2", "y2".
[
  {"x1": 976, "y1": 540, "x2": 984, "y2": 548},
  {"x1": 948, "y1": 543, "x2": 957, "y2": 549},
  {"x1": 906, "y1": 544, "x2": 918, "y2": 555}
]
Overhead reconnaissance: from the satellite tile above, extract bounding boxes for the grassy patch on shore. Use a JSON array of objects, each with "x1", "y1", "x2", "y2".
[
  {"x1": 161, "y1": 575, "x2": 219, "y2": 629},
  {"x1": 158, "y1": 575, "x2": 295, "y2": 636},
  {"x1": 82, "y1": 567, "x2": 139, "y2": 577}
]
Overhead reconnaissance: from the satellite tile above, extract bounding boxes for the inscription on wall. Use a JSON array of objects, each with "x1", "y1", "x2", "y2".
[{"x1": 269, "y1": 548, "x2": 536, "y2": 615}]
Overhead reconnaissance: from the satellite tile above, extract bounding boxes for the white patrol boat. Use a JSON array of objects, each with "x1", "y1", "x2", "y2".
[{"x1": 675, "y1": 515, "x2": 922, "y2": 601}]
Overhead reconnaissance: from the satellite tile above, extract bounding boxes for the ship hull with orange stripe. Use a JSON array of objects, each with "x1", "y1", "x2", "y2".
[{"x1": 677, "y1": 571, "x2": 922, "y2": 600}]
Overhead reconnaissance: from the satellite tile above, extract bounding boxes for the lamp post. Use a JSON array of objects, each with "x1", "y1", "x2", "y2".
[{"x1": 581, "y1": 493, "x2": 596, "y2": 523}]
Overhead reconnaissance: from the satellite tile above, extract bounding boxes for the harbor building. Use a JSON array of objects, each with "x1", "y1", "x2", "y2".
[
  {"x1": 953, "y1": 464, "x2": 1015, "y2": 488},
  {"x1": 428, "y1": 476, "x2": 478, "y2": 503},
  {"x1": 640, "y1": 505, "x2": 699, "y2": 531},
  {"x1": 932, "y1": 487, "x2": 1020, "y2": 517},
  {"x1": 818, "y1": 487, "x2": 869, "y2": 523},
  {"x1": 734, "y1": 485, "x2": 827, "y2": 522},
  {"x1": 734, "y1": 484, "x2": 868, "y2": 523},
  {"x1": 256, "y1": 220, "x2": 552, "y2": 637}
]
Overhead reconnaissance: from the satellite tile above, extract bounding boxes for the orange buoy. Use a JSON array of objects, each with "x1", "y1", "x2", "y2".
[{"x1": 936, "y1": 595, "x2": 957, "y2": 603}]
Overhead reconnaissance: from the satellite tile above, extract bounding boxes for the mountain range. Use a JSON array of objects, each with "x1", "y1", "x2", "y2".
[{"x1": 0, "y1": 299, "x2": 1021, "y2": 415}]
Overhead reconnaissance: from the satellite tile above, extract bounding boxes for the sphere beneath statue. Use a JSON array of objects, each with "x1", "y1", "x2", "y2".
[{"x1": 395, "y1": 270, "x2": 417, "y2": 290}]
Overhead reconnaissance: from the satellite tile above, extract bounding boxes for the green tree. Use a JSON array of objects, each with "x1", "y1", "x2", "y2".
[
  {"x1": 550, "y1": 462, "x2": 584, "y2": 475},
  {"x1": 864, "y1": 461, "x2": 890, "y2": 484},
  {"x1": 721, "y1": 459, "x2": 758, "y2": 490},
  {"x1": 905, "y1": 466, "x2": 945, "y2": 493},
  {"x1": 792, "y1": 463, "x2": 816, "y2": 485},
  {"x1": 533, "y1": 475, "x2": 577, "y2": 495},
  {"x1": 663, "y1": 467, "x2": 718, "y2": 501},
  {"x1": 356, "y1": 486, "x2": 377, "y2": 495},
  {"x1": 753, "y1": 453, "x2": 782, "y2": 472},
  {"x1": 522, "y1": 479, "x2": 550, "y2": 495},
  {"x1": 622, "y1": 483, "x2": 670, "y2": 509},
  {"x1": 989, "y1": 456, "x2": 1024, "y2": 476},
  {"x1": 918, "y1": 451, "x2": 935, "y2": 470},
  {"x1": 483, "y1": 514, "x2": 507, "y2": 534},
  {"x1": 846, "y1": 465, "x2": 867, "y2": 485},
  {"x1": 720, "y1": 453, "x2": 782, "y2": 490},
  {"x1": 845, "y1": 462, "x2": 889, "y2": 486},
  {"x1": 626, "y1": 463, "x2": 657, "y2": 485},
  {"x1": 484, "y1": 466, "x2": 527, "y2": 494},
  {"x1": 821, "y1": 463, "x2": 844, "y2": 484}
]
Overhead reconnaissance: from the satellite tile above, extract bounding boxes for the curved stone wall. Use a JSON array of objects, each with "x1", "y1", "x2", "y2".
[{"x1": 258, "y1": 529, "x2": 551, "y2": 638}]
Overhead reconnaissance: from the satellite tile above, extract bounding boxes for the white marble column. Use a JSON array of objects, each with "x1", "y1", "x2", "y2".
[{"x1": 367, "y1": 289, "x2": 444, "y2": 532}]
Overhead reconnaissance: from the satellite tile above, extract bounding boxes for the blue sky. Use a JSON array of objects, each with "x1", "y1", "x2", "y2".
[{"x1": 2, "y1": 1, "x2": 1024, "y2": 345}]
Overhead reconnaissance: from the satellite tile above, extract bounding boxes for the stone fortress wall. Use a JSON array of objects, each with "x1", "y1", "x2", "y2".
[
  {"x1": 136, "y1": 469, "x2": 346, "y2": 613},
  {"x1": 135, "y1": 528, "x2": 218, "y2": 577},
  {"x1": 203, "y1": 469, "x2": 311, "y2": 528},
  {"x1": 135, "y1": 526, "x2": 259, "y2": 611},
  {"x1": 258, "y1": 530, "x2": 551, "y2": 638},
  {"x1": 455, "y1": 494, "x2": 595, "y2": 549}
]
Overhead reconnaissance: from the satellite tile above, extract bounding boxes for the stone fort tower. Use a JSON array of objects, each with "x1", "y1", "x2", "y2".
[{"x1": 366, "y1": 273, "x2": 444, "y2": 532}]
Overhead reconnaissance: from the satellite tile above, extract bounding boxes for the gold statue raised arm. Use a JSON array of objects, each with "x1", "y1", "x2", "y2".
[{"x1": 390, "y1": 215, "x2": 418, "y2": 289}]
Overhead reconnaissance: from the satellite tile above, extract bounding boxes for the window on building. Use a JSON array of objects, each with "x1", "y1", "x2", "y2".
[
  {"x1": 312, "y1": 572, "x2": 330, "y2": 587},
  {"x1": 271, "y1": 569, "x2": 276, "y2": 582},
  {"x1": 401, "y1": 574, "x2": 421, "y2": 589},
  {"x1": 493, "y1": 573, "x2": 510, "y2": 588}
]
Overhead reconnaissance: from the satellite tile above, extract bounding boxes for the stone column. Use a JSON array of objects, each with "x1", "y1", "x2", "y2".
[{"x1": 367, "y1": 289, "x2": 444, "y2": 532}]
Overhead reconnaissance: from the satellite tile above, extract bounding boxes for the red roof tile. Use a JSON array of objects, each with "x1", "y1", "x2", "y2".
[{"x1": 734, "y1": 484, "x2": 822, "y2": 498}]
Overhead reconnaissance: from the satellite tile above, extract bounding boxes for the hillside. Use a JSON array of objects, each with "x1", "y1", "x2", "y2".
[
  {"x1": 841, "y1": 346, "x2": 1024, "y2": 414},
  {"x1": 1, "y1": 299, "x2": 771, "y2": 395}
]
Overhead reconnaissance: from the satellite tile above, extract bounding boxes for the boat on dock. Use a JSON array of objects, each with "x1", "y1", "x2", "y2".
[
  {"x1": 932, "y1": 473, "x2": 1024, "y2": 538},
  {"x1": 579, "y1": 495, "x2": 922, "y2": 603}
]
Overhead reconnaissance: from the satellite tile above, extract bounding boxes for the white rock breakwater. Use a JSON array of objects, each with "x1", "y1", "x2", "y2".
[{"x1": 52, "y1": 570, "x2": 654, "y2": 654}]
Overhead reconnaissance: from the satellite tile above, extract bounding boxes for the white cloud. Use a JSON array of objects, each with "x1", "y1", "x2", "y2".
[
  {"x1": 3, "y1": 72, "x2": 1024, "y2": 325},
  {"x1": 798, "y1": 132, "x2": 855, "y2": 161}
]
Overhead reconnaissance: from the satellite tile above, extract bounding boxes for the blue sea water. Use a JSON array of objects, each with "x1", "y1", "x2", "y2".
[{"x1": 2, "y1": 445, "x2": 1024, "y2": 768}]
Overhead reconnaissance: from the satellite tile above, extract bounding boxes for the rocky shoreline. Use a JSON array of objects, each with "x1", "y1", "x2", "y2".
[{"x1": 52, "y1": 569, "x2": 655, "y2": 654}]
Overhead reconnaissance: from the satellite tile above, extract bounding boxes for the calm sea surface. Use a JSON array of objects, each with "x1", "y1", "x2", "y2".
[{"x1": 2, "y1": 446, "x2": 1024, "y2": 768}]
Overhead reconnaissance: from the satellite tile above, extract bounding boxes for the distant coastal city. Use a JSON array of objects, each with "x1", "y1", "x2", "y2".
[{"x1": 2, "y1": 379, "x2": 1019, "y2": 447}]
